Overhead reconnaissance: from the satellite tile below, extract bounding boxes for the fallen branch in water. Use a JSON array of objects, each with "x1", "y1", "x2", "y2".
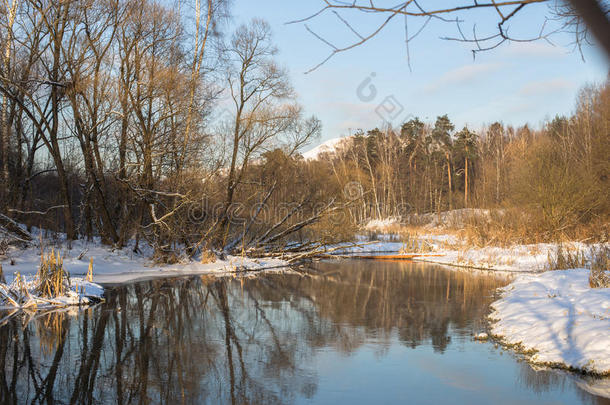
[{"x1": 245, "y1": 240, "x2": 384, "y2": 263}]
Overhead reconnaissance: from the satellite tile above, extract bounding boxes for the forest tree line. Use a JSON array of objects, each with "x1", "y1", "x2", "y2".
[
  {"x1": 0, "y1": 0, "x2": 608, "y2": 260},
  {"x1": 322, "y1": 80, "x2": 609, "y2": 244}
]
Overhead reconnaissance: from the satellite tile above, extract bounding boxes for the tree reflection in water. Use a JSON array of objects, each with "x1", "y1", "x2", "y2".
[{"x1": 0, "y1": 261, "x2": 606, "y2": 404}]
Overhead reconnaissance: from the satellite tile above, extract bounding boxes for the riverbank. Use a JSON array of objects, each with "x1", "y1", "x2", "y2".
[
  {"x1": 490, "y1": 269, "x2": 610, "y2": 376},
  {"x1": 0, "y1": 238, "x2": 290, "y2": 287},
  {"x1": 337, "y1": 223, "x2": 610, "y2": 376},
  {"x1": 2, "y1": 228, "x2": 608, "y2": 377},
  {"x1": 337, "y1": 235, "x2": 598, "y2": 273}
]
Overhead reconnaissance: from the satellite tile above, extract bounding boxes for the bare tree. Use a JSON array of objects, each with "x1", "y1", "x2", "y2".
[
  {"x1": 218, "y1": 19, "x2": 319, "y2": 246},
  {"x1": 0, "y1": 0, "x2": 18, "y2": 209}
]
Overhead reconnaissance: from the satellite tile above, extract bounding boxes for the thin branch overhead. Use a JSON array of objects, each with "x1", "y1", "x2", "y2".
[{"x1": 288, "y1": 0, "x2": 608, "y2": 72}]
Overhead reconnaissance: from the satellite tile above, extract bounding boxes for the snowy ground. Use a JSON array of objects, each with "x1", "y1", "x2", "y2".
[
  {"x1": 1, "y1": 238, "x2": 290, "y2": 286},
  {"x1": 411, "y1": 243, "x2": 589, "y2": 273},
  {"x1": 490, "y1": 269, "x2": 610, "y2": 376},
  {"x1": 0, "y1": 276, "x2": 104, "y2": 310},
  {"x1": 338, "y1": 235, "x2": 598, "y2": 274}
]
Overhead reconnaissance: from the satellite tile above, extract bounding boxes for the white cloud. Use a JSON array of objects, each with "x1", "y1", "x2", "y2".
[
  {"x1": 424, "y1": 63, "x2": 504, "y2": 92},
  {"x1": 519, "y1": 78, "x2": 574, "y2": 96},
  {"x1": 504, "y1": 42, "x2": 567, "y2": 58}
]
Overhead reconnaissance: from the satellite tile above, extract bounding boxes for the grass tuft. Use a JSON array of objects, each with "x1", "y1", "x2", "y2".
[
  {"x1": 200, "y1": 249, "x2": 217, "y2": 264},
  {"x1": 546, "y1": 244, "x2": 586, "y2": 271},
  {"x1": 589, "y1": 246, "x2": 609, "y2": 288},
  {"x1": 36, "y1": 249, "x2": 69, "y2": 298}
]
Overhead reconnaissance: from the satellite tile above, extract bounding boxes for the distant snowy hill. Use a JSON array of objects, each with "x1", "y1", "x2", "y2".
[{"x1": 302, "y1": 136, "x2": 352, "y2": 160}]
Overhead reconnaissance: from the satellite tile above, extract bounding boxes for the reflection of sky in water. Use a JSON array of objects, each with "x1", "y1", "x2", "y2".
[{"x1": 0, "y1": 261, "x2": 607, "y2": 404}]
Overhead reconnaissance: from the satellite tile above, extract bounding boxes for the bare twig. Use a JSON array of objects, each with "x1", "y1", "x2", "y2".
[{"x1": 288, "y1": 0, "x2": 605, "y2": 71}]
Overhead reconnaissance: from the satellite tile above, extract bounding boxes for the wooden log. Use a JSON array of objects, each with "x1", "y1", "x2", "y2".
[
  {"x1": 351, "y1": 254, "x2": 445, "y2": 261},
  {"x1": 0, "y1": 214, "x2": 32, "y2": 242}
]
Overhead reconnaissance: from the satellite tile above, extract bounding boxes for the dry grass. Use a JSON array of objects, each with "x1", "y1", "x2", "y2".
[
  {"x1": 546, "y1": 244, "x2": 586, "y2": 271},
  {"x1": 36, "y1": 249, "x2": 69, "y2": 298},
  {"x1": 456, "y1": 205, "x2": 606, "y2": 247},
  {"x1": 460, "y1": 209, "x2": 537, "y2": 247},
  {"x1": 398, "y1": 232, "x2": 435, "y2": 253},
  {"x1": 36, "y1": 311, "x2": 68, "y2": 355},
  {"x1": 200, "y1": 249, "x2": 217, "y2": 264},
  {"x1": 589, "y1": 246, "x2": 609, "y2": 288},
  {"x1": 86, "y1": 258, "x2": 94, "y2": 282},
  {"x1": 0, "y1": 237, "x2": 8, "y2": 256}
]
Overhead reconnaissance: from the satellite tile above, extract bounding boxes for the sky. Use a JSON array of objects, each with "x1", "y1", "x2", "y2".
[{"x1": 231, "y1": 1, "x2": 609, "y2": 147}]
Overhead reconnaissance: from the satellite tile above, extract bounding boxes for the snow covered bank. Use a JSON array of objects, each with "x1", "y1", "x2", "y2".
[
  {"x1": 0, "y1": 276, "x2": 104, "y2": 309},
  {"x1": 411, "y1": 243, "x2": 574, "y2": 273},
  {"x1": 340, "y1": 227, "x2": 610, "y2": 377},
  {"x1": 91, "y1": 256, "x2": 290, "y2": 284},
  {"x1": 490, "y1": 269, "x2": 610, "y2": 375},
  {"x1": 339, "y1": 233, "x2": 601, "y2": 274},
  {"x1": 1, "y1": 239, "x2": 290, "y2": 286}
]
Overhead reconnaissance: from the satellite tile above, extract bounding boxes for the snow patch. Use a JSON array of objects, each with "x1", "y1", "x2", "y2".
[
  {"x1": 302, "y1": 136, "x2": 351, "y2": 160},
  {"x1": 0, "y1": 276, "x2": 104, "y2": 309},
  {"x1": 490, "y1": 269, "x2": 610, "y2": 375},
  {"x1": 363, "y1": 217, "x2": 401, "y2": 231}
]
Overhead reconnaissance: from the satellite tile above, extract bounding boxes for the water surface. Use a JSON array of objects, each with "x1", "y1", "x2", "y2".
[{"x1": 1, "y1": 260, "x2": 608, "y2": 404}]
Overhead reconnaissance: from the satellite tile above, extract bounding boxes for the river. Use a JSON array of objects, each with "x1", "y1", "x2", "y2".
[{"x1": 0, "y1": 260, "x2": 608, "y2": 404}]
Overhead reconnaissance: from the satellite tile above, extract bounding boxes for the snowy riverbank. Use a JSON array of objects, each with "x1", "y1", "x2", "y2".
[
  {"x1": 338, "y1": 230, "x2": 610, "y2": 376},
  {"x1": 0, "y1": 238, "x2": 290, "y2": 310},
  {"x1": 2, "y1": 229, "x2": 608, "y2": 377},
  {"x1": 338, "y1": 236, "x2": 599, "y2": 273},
  {"x1": 0, "y1": 276, "x2": 104, "y2": 310},
  {"x1": 1, "y1": 239, "x2": 290, "y2": 286},
  {"x1": 490, "y1": 269, "x2": 610, "y2": 375}
]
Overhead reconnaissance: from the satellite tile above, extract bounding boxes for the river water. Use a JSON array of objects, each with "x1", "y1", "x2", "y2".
[{"x1": 0, "y1": 260, "x2": 608, "y2": 404}]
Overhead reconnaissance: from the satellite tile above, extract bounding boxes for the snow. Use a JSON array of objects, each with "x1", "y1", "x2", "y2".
[
  {"x1": 91, "y1": 256, "x2": 289, "y2": 284},
  {"x1": 1, "y1": 238, "x2": 290, "y2": 286},
  {"x1": 47, "y1": 279, "x2": 105, "y2": 307},
  {"x1": 576, "y1": 378, "x2": 610, "y2": 398},
  {"x1": 0, "y1": 276, "x2": 105, "y2": 309},
  {"x1": 490, "y1": 269, "x2": 610, "y2": 375},
  {"x1": 363, "y1": 217, "x2": 401, "y2": 231},
  {"x1": 340, "y1": 233, "x2": 599, "y2": 274},
  {"x1": 412, "y1": 243, "x2": 571, "y2": 273},
  {"x1": 302, "y1": 136, "x2": 351, "y2": 160}
]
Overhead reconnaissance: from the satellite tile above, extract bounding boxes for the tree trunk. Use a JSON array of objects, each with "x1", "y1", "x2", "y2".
[
  {"x1": 464, "y1": 156, "x2": 469, "y2": 208},
  {"x1": 446, "y1": 152, "x2": 452, "y2": 210},
  {"x1": 496, "y1": 146, "x2": 501, "y2": 204},
  {"x1": 0, "y1": 0, "x2": 18, "y2": 211},
  {"x1": 0, "y1": 94, "x2": 9, "y2": 210}
]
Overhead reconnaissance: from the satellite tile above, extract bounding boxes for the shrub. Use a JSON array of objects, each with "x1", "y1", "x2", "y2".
[
  {"x1": 399, "y1": 233, "x2": 434, "y2": 253},
  {"x1": 546, "y1": 244, "x2": 586, "y2": 271},
  {"x1": 589, "y1": 246, "x2": 609, "y2": 288},
  {"x1": 200, "y1": 249, "x2": 217, "y2": 264}
]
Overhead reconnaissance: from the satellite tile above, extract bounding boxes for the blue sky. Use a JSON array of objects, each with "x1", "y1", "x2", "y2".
[{"x1": 232, "y1": 1, "x2": 608, "y2": 145}]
